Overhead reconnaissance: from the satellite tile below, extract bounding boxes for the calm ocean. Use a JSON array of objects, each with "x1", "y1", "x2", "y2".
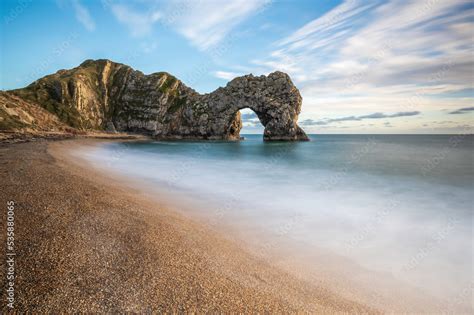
[{"x1": 79, "y1": 134, "x2": 473, "y2": 311}]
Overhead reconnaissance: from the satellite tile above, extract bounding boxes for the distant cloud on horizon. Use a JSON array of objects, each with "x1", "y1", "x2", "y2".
[
  {"x1": 449, "y1": 107, "x2": 474, "y2": 115},
  {"x1": 300, "y1": 111, "x2": 420, "y2": 126}
]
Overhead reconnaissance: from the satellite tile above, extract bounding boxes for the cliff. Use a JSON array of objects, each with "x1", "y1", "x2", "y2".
[{"x1": 2, "y1": 59, "x2": 308, "y2": 141}]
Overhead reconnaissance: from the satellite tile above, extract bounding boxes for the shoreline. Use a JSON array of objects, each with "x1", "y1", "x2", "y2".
[
  {"x1": 0, "y1": 138, "x2": 379, "y2": 313},
  {"x1": 0, "y1": 130, "x2": 151, "y2": 145}
]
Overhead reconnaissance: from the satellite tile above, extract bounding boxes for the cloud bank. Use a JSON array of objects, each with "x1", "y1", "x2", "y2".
[
  {"x1": 300, "y1": 111, "x2": 420, "y2": 126},
  {"x1": 449, "y1": 107, "x2": 474, "y2": 115}
]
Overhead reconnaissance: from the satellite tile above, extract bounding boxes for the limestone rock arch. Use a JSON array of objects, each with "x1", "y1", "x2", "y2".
[{"x1": 203, "y1": 71, "x2": 309, "y2": 141}]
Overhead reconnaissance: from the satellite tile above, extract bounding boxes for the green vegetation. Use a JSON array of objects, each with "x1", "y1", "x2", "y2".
[
  {"x1": 44, "y1": 101, "x2": 82, "y2": 128},
  {"x1": 159, "y1": 75, "x2": 177, "y2": 93},
  {"x1": 168, "y1": 96, "x2": 187, "y2": 114},
  {"x1": 17, "y1": 85, "x2": 82, "y2": 128}
]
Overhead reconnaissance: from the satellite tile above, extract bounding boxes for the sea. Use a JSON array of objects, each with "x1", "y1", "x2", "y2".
[{"x1": 78, "y1": 134, "x2": 473, "y2": 312}]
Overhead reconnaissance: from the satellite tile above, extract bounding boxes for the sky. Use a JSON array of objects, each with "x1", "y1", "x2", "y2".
[{"x1": 1, "y1": 0, "x2": 473, "y2": 134}]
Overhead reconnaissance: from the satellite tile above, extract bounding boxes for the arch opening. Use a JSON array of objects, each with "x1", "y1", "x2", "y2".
[{"x1": 239, "y1": 108, "x2": 265, "y2": 137}]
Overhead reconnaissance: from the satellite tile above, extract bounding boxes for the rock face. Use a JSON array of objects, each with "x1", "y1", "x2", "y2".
[
  {"x1": 7, "y1": 59, "x2": 309, "y2": 141},
  {"x1": 0, "y1": 91, "x2": 70, "y2": 132}
]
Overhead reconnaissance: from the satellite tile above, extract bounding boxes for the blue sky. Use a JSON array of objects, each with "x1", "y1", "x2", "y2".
[{"x1": 1, "y1": 0, "x2": 473, "y2": 134}]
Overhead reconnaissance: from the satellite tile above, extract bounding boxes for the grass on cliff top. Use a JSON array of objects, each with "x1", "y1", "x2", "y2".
[{"x1": 159, "y1": 75, "x2": 178, "y2": 93}]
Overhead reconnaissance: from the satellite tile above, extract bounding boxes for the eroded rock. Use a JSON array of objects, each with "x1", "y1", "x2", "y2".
[{"x1": 9, "y1": 59, "x2": 309, "y2": 141}]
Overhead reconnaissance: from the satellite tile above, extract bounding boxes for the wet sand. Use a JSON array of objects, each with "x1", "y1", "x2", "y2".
[{"x1": 0, "y1": 139, "x2": 380, "y2": 313}]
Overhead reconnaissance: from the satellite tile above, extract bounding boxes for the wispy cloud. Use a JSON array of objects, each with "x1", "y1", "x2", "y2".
[
  {"x1": 240, "y1": 111, "x2": 263, "y2": 127},
  {"x1": 359, "y1": 111, "x2": 421, "y2": 119},
  {"x1": 110, "y1": 3, "x2": 161, "y2": 37},
  {"x1": 164, "y1": 0, "x2": 270, "y2": 50},
  {"x1": 72, "y1": 0, "x2": 95, "y2": 31},
  {"x1": 300, "y1": 111, "x2": 420, "y2": 126},
  {"x1": 449, "y1": 107, "x2": 474, "y2": 114},
  {"x1": 240, "y1": 0, "x2": 473, "y2": 125},
  {"x1": 105, "y1": 0, "x2": 269, "y2": 49},
  {"x1": 242, "y1": 112, "x2": 258, "y2": 120},
  {"x1": 214, "y1": 71, "x2": 241, "y2": 81}
]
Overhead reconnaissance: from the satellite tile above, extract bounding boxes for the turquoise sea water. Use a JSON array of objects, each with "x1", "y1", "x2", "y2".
[{"x1": 80, "y1": 134, "x2": 473, "y2": 310}]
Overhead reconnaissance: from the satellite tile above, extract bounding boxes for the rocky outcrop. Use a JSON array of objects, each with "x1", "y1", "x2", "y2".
[{"x1": 7, "y1": 59, "x2": 308, "y2": 141}]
